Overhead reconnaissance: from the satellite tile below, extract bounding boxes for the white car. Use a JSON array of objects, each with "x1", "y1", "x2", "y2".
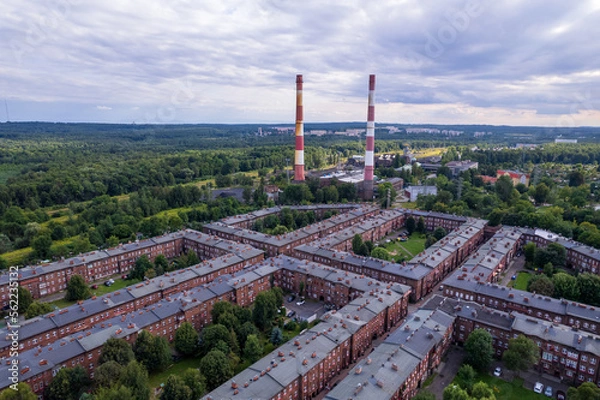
[
  {"x1": 296, "y1": 299, "x2": 305, "y2": 306},
  {"x1": 493, "y1": 367, "x2": 502, "y2": 377},
  {"x1": 533, "y1": 382, "x2": 544, "y2": 394}
]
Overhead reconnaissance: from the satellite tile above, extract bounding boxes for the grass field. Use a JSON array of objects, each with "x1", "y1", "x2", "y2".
[
  {"x1": 382, "y1": 232, "x2": 426, "y2": 259},
  {"x1": 473, "y1": 375, "x2": 547, "y2": 400},
  {"x1": 49, "y1": 277, "x2": 141, "y2": 309},
  {"x1": 512, "y1": 271, "x2": 531, "y2": 290},
  {"x1": 148, "y1": 357, "x2": 200, "y2": 389}
]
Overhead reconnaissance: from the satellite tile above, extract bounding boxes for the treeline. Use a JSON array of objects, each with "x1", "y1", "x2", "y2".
[{"x1": 0, "y1": 186, "x2": 253, "y2": 264}]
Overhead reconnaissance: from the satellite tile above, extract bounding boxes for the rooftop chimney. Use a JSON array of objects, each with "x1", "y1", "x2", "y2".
[
  {"x1": 363, "y1": 74, "x2": 376, "y2": 200},
  {"x1": 294, "y1": 74, "x2": 305, "y2": 181}
]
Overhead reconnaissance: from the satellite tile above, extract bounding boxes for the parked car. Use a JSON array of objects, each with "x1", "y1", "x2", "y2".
[
  {"x1": 287, "y1": 295, "x2": 295, "y2": 303},
  {"x1": 556, "y1": 390, "x2": 566, "y2": 400},
  {"x1": 287, "y1": 310, "x2": 296, "y2": 318},
  {"x1": 121, "y1": 274, "x2": 128, "y2": 280},
  {"x1": 493, "y1": 367, "x2": 502, "y2": 377},
  {"x1": 511, "y1": 274, "x2": 517, "y2": 280},
  {"x1": 533, "y1": 382, "x2": 544, "y2": 394},
  {"x1": 544, "y1": 386, "x2": 552, "y2": 397},
  {"x1": 104, "y1": 280, "x2": 112, "y2": 287},
  {"x1": 90, "y1": 284, "x2": 98, "y2": 289},
  {"x1": 296, "y1": 299, "x2": 305, "y2": 306}
]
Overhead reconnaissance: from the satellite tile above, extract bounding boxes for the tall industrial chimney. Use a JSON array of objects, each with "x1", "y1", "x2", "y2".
[
  {"x1": 363, "y1": 74, "x2": 376, "y2": 200},
  {"x1": 294, "y1": 74, "x2": 305, "y2": 181}
]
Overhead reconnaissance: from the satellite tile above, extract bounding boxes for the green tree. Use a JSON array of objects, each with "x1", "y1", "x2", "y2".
[
  {"x1": 211, "y1": 301, "x2": 234, "y2": 323},
  {"x1": 464, "y1": 329, "x2": 494, "y2": 372},
  {"x1": 44, "y1": 366, "x2": 91, "y2": 400},
  {"x1": 119, "y1": 361, "x2": 150, "y2": 400},
  {"x1": 0, "y1": 382, "x2": 37, "y2": 400},
  {"x1": 17, "y1": 286, "x2": 33, "y2": 314},
  {"x1": 443, "y1": 385, "x2": 470, "y2": 400},
  {"x1": 270, "y1": 327, "x2": 284, "y2": 345},
  {"x1": 568, "y1": 170, "x2": 585, "y2": 187},
  {"x1": 456, "y1": 364, "x2": 476, "y2": 393},
  {"x1": 181, "y1": 368, "x2": 206, "y2": 399},
  {"x1": 433, "y1": 226, "x2": 447, "y2": 240},
  {"x1": 199, "y1": 324, "x2": 232, "y2": 355},
  {"x1": 527, "y1": 274, "x2": 554, "y2": 297},
  {"x1": 94, "y1": 385, "x2": 133, "y2": 400},
  {"x1": 94, "y1": 360, "x2": 123, "y2": 388},
  {"x1": 567, "y1": 381, "x2": 600, "y2": 400},
  {"x1": 471, "y1": 381, "x2": 496, "y2": 400},
  {"x1": 236, "y1": 321, "x2": 260, "y2": 349},
  {"x1": 130, "y1": 255, "x2": 152, "y2": 280},
  {"x1": 174, "y1": 322, "x2": 199, "y2": 356},
  {"x1": 32, "y1": 232, "x2": 53, "y2": 258},
  {"x1": 134, "y1": 330, "x2": 171, "y2": 372},
  {"x1": 370, "y1": 247, "x2": 391, "y2": 261},
  {"x1": 199, "y1": 350, "x2": 233, "y2": 391},
  {"x1": 405, "y1": 216, "x2": 416, "y2": 235},
  {"x1": 99, "y1": 338, "x2": 135, "y2": 366},
  {"x1": 252, "y1": 291, "x2": 278, "y2": 331},
  {"x1": 417, "y1": 216, "x2": 426, "y2": 233},
  {"x1": 495, "y1": 175, "x2": 516, "y2": 204},
  {"x1": 502, "y1": 334, "x2": 539, "y2": 375},
  {"x1": 352, "y1": 234, "x2": 363, "y2": 254},
  {"x1": 552, "y1": 272, "x2": 580, "y2": 300},
  {"x1": 185, "y1": 250, "x2": 199, "y2": 266},
  {"x1": 577, "y1": 273, "x2": 600, "y2": 306},
  {"x1": 25, "y1": 301, "x2": 54, "y2": 319},
  {"x1": 154, "y1": 254, "x2": 168, "y2": 276},
  {"x1": 533, "y1": 183, "x2": 550, "y2": 205},
  {"x1": 523, "y1": 242, "x2": 536, "y2": 264},
  {"x1": 160, "y1": 375, "x2": 192, "y2": 400},
  {"x1": 65, "y1": 274, "x2": 91, "y2": 301},
  {"x1": 243, "y1": 334, "x2": 263, "y2": 362}
]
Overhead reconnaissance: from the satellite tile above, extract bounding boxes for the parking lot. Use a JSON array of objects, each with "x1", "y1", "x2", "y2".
[{"x1": 283, "y1": 296, "x2": 325, "y2": 322}]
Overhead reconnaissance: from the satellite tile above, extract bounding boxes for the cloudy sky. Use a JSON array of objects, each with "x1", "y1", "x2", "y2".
[{"x1": 1, "y1": 0, "x2": 599, "y2": 126}]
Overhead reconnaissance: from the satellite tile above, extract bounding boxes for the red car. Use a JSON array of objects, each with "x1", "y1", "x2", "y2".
[{"x1": 90, "y1": 284, "x2": 98, "y2": 289}]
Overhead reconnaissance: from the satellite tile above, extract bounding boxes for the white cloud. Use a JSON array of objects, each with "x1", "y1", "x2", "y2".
[
  {"x1": 96, "y1": 105, "x2": 112, "y2": 110},
  {"x1": 0, "y1": 0, "x2": 598, "y2": 125}
]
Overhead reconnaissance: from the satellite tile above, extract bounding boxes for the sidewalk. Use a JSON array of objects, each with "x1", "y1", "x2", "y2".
[{"x1": 423, "y1": 346, "x2": 465, "y2": 400}]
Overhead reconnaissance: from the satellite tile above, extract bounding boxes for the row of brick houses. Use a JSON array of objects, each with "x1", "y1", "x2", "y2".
[
  {"x1": 0, "y1": 255, "x2": 410, "y2": 398},
  {"x1": 0, "y1": 241, "x2": 264, "y2": 358},
  {"x1": 442, "y1": 226, "x2": 600, "y2": 336},
  {"x1": 219, "y1": 204, "x2": 364, "y2": 229},
  {"x1": 294, "y1": 218, "x2": 487, "y2": 301},
  {"x1": 203, "y1": 205, "x2": 382, "y2": 257},
  {"x1": 203, "y1": 273, "x2": 411, "y2": 400},
  {"x1": 0, "y1": 230, "x2": 263, "y2": 308},
  {"x1": 427, "y1": 295, "x2": 600, "y2": 387},
  {"x1": 325, "y1": 306, "x2": 455, "y2": 400},
  {"x1": 326, "y1": 292, "x2": 600, "y2": 400},
  {"x1": 0, "y1": 205, "x2": 370, "y2": 309}
]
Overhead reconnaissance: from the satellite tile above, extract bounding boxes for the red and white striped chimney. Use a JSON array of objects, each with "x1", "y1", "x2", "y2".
[
  {"x1": 363, "y1": 74, "x2": 376, "y2": 199},
  {"x1": 294, "y1": 74, "x2": 305, "y2": 181}
]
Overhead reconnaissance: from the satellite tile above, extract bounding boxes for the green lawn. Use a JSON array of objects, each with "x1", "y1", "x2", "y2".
[
  {"x1": 512, "y1": 271, "x2": 531, "y2": 290},
  {"x1": 474, "y1": 375, "x2": 547, "y2": 400},
  {"x1": 48, "y1": 278, "x2": 140, "y2": 310},
  {"x1": 148, "y1": 357, "x2": 200, "y2": 389},
  {"x1": 382, "y1": 232, "x2": 426, "y2": 260}
]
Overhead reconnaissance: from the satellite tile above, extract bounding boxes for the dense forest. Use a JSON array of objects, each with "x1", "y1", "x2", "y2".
[{"x1": 0, "y1": 121, "x2": 600, "y2": 267}]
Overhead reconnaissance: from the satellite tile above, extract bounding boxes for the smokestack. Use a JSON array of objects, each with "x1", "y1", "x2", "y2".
[
  {"x1": 363, "y1": 74, "x2": 376, "y2": 200},
  {"x1": 294, "y1": 74, "x2": 305, "y2": 181}
]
